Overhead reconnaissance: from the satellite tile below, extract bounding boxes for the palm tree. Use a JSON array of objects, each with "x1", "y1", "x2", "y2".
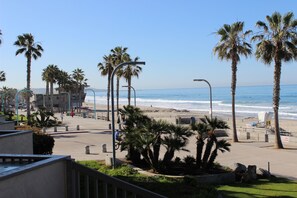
[
  {"x1": 192, "y1": 116, "x2": 229, "y2": 169},
  {"x1": 72, "y1": 68, "x2": 87, "y2": 112},
  {"x1": 111, "y1": 46, "x2": 130, "y2": 115},
  {"x1": 207, "y1": 139, "x2": 230, "y2": 168},
  {"x1": 47, "y1": 65, "x2": 59, "y2": 112},
  {"x1": 191, "y1": 122, "x2": 208, "y2": 168},
  {"x1": 122, "y1": 56, "x2": 142, "y2": 106},
  {"x1": 0, "y1": 71, "x2": 6, "y2": 82},
  {"x1": 14, "y1": 33, "x2": 43, "y2": 121},
  {"x1": 162, "y1": 124, "x2": 193, "y2": 165},
  {"x1": 213, "y1": 22, "x2": 252, "y2": 142},
  {"x1": 252, "y1": 12, "x2": 297, "y2": 149},
  {"x1": 98, "y1": 54, "x2": 114, "y2": 121},
  {"x1": 56, "y1": 69, "x2": 70, "y2": 94},
  {"x1": 42, "y1": 67, "x2": 50, "y2": 110},
  {"x1": 120, "y1": 105, "x2": 151, "y2": 163}
]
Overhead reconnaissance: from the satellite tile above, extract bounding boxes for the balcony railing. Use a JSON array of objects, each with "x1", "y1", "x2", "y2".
[{"x1": 67, "y1": 160, "x2": 167, "y2": 198}]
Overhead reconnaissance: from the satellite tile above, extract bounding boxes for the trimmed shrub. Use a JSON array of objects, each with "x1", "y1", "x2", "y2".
[
  {"x1": 33, "y1": 132, "x2": 55, "y2": 154},
  {"x1": 16, "y1": 125, "x2": 55, "y2": 154}
]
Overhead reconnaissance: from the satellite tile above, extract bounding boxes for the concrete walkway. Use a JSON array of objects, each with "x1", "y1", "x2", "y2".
[{"x1": 50, "y1": 114, "x2": 297, "y2": 180}]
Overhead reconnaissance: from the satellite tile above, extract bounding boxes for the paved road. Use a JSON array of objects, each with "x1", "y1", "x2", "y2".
[{"x1": 50, "y1": 114, "x2": 297, "y2": 180}]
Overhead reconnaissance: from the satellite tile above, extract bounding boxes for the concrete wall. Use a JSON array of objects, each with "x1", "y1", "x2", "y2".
[
  {"x1": 0, "y1": 131, "x2": 33, "y2": 154},
  {"x1": 0, "y1": 160, "x2": 68, "y2": 198},
  {"x1": 0, "y1": 121, "x2": 15, "y2": 130}
]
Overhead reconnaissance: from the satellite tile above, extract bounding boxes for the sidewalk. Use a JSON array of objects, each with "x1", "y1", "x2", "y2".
[
  {"x1": 50, "y1": 114, "x2": 297, "y2": 180},
  {"x1": 50, "y1": 114, "x2": 127, "y2": 161}
]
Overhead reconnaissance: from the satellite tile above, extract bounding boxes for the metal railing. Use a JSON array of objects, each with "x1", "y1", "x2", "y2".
[
  {"x1": 238, "y1": 127, "x2": 297, "y2": 143},
  {"x1": 67, "y1": 160, "x2": 167, "y2": 198}
]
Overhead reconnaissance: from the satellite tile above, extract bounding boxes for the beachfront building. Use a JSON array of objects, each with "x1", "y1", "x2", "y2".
[{"x1": 33, "y1": 92, "x2": 86, "y2": 112}]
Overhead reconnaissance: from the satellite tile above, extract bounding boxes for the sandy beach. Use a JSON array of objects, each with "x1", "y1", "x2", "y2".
[
  {"x1": 85, "y1": 103, "x2": 297, "y2": 135},
  {"x1": 50, "y1": 103, "x2": 297, "y2": 180}
]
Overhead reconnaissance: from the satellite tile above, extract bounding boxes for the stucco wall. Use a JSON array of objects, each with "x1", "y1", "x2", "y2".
[
  {"x1": 0, "y1": 160, "x2": 67, "y2": 198},
  {"x1": 0, "y1": 131, "x2": 33, "y2": 154},
  {"x1": 0, "y1": 121, "x2": 15, "y2": 130}
]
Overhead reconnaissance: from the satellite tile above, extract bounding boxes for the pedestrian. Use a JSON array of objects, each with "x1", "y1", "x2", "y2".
[
  {"x1": 60, "y1": 112, "x2": 64, "y2": 122},
  {"x1": 115, "y1": 130, "x2": 121, "y2": 141},
  {"x1": 70, "y1": 109, "x2": 75, "y2": 118}
]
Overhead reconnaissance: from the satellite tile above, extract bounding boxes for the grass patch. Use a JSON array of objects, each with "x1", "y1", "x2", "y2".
[
  {"x1": 218, "y1": 177, "x2": 297, "y2": 198},
  {"x1": 78, "y1": 160, "x2": 297, "y2": 198}
]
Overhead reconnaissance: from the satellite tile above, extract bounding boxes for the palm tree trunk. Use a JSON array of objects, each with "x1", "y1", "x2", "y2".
[
  {"x1": 50, "y1": 81, "x2": 54, "y2": 112},
  {"x1": 26, "y1": 56, "x2": 31, "y2": 123},
  {"x1": 153, "y1": 136, "x2": 161, "y2": 167},
  {"x1": 273, "y1": 59, "x2": 284, "y2": 149},
  {"x1": 58, "y1": 84, "x2": 61, "y2": 94},
  {"x1": 128, "y1": 77, "x2": 131, "y2": 106},
  {"x1": 202, "y1": 138, "x2": 213, "y2": 168},
  {"x1": 231, "y1": 58, "x2": 239, "y2": 142},
  {"x1": 79, "y1": 84, "x2": 82, "y2": 114},
  {"x1": 116, "y1": 77, "x2": 120, "y2": 115},
  {"x1": 207, "y1": 149, "x2": 218, "y2": 169},
  {"x1": 45, "y1": 81, "x2": 49, "y2": 110},
  {"x1": 196, "y1": 138, "x2": 204, "y2": 168}
]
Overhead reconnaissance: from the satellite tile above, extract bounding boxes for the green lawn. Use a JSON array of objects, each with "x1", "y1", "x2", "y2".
[
  {"x1": 218, "y1": 177, "x2": 297, "y2": 198},
  {"x1": 78, "y1": 160, "x2": 297, "y2": 198}
]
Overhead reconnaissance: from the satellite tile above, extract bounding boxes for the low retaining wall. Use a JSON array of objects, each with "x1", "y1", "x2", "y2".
[
  {"x1": 185, "y1": 172, "x2": 235, "y2": 184},
  {"x1": 0, "y1": 130, "x2": 33, "y2": 154}
]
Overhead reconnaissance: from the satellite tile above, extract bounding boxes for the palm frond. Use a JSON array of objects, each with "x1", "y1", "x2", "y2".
[
  {"x1": 283, "y1": 12, "x2": 294, "y2": 28},
  {"x1": 255, "y1": 21, "x2": 268, "y2": 32}
]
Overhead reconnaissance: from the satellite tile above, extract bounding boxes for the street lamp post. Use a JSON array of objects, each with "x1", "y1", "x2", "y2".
[
  {"x1": 122, "y1": 85, "x2": 137, "y2": 106},
  {"x1": 111, "y1": 61, "x2": 145, "y2": 168},
  {"x1": 85, "y1": 89, "x2": 96, "y2": 119},
  {"x1": 193, "y1": 79, "x2": 213, "y2": 119}
]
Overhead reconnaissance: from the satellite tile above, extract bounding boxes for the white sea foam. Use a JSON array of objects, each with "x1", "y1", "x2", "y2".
[{"x1": 85, "y1": 85, "x2": 297, "y2": 120}]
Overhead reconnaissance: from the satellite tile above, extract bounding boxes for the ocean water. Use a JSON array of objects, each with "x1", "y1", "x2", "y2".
[{"x1": 85, "y1": 84, "x2": 297, "y2": 119}]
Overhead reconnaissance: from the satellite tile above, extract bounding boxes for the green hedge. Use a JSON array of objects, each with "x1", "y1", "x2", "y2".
[{"x1": 33, "y1": 133, "x2": 55, "y2": 154}]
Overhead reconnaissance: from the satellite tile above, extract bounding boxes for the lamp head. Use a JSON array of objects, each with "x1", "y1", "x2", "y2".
[{"x1": 134, "y1": 61, "x2": 145, "y2": 65}]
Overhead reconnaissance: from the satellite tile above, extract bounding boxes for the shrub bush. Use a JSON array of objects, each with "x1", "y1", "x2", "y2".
[
  {"x1": 16, "y1": 125, "x2": 55, "y2": 154},
  {"x1": 33, "y1": 132, "x2": 55, "y2": 154}
]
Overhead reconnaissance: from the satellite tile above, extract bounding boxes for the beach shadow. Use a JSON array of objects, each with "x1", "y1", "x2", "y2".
[
  {"x1": 88, "y1": 129, "x2": 112, "y2": 131},
  {"x1": 283, "y1": 147, "x2": 297, "y2": 150},
  {"x1": 92, "y1": 131, "x2": 112, "y2": 134},
  {"x1": 52, "y1": 135, "x2": 77, "y2": 139},
  {"x1": 87, "y1": 153, "x2": 99, "y2": 155}
]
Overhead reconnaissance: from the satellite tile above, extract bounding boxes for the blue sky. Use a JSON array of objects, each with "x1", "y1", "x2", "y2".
[{"x1": 1, "y1": 0, "x2": 297, "y2": 90}]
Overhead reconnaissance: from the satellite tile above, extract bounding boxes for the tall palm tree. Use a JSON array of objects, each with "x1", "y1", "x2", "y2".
[
  {"x1": 111, "y1": 46, "x2": 130, "y2": 115},
  {"x1": 122, "y1": 56, "x2": 142, "y2": 106},
  {"x1": 213, "y1": 22, "x2": 252, "y2": 142},
  {"x1": 98, "y1": 54, "x2": 114, "y2": 121},
  {"x1": 47, "y1": 65, "x2": 59, "y2": 112},
  {"x1": 252, "y1": 12, "x2": 297, "y2": 149},
  {"x1": 72, "y1": 68, "x2": 87, "y2": 112},
  {"x1": 42, "y1": 67, "x2": 50, "y2": 110},
  {"x1": 14, "y1": 33, "x2": 43, "y2": 121}
]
